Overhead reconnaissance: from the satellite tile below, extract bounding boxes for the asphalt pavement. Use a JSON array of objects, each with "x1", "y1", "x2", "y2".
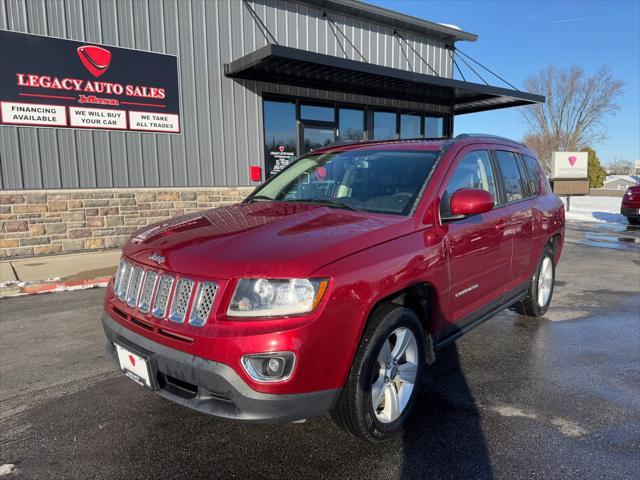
[{"x1": 1, "y1": 221, "x2": 639, "y2": 480}]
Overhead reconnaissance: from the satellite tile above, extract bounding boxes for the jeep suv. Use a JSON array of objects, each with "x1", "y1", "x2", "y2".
[
  {"x1": 621, "y1": 185, "x2": 640, "y2": 225},
  {"x1": 102, "y1": 134, "x2": 564, "y2": 441}
]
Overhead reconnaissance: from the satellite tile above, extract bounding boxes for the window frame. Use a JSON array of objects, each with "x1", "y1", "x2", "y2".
[
  {"x1": 519, "y1": 153, "x2": 542, "y2": 198},
  {"x1": 491, "y1": 149, "x2": 529, "y2": 206},
  {"x1": 439, "y1": 148, "x2": 500, "y2": 220}
]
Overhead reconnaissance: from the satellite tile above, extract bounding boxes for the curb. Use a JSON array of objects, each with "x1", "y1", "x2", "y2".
[{"x1": 2, "y1": 276, "x2": 111, "y2": 297}]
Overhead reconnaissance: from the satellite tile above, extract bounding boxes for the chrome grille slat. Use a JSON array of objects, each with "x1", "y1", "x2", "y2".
[
  {"x1": 152, "y1": 275, "x2": 174, "y2": 318},
  {"x1": 113, "y1": 259, "x2": 125, "y2": 296},
  {"x1": 126, "y1": 267, "x2": 144, "y2": 307},
  {"x1": 116, "y1": 262, "x2": 133, "y2": 301},
  {"x1": 169, "y1": 279, "x2": 195, "y2": 323},
  {"x1": 189, "y1": 282, "x2": 218, "y2": 327},
  {"x1": 137, "y1": 270, "x2": 158, "y2": 314}
]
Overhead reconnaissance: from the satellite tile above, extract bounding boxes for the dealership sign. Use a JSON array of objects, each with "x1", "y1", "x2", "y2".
[
  {"x1": 551, "y1": 151, "x2": 588, "y2": 179},
  {"x1": 0, "y1": 30, "x2": 180, "y2": 134}
]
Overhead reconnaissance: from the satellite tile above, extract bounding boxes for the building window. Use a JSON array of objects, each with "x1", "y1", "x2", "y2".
[
  {"x1": 424, "y1": 116, "x2": 444, "y2": 138},
  {"x1": 263, "y1": 100, "x2": 297, "y2": 178},
  {"x1": 400, "y1": 114, "x2": 421, "y2": 139},
  {"x1": 339, "y1": 108, "x2": 364, "y2": 141},
  {"x1": 373, "y1": 111, "x2": 397, "y2": 140},
  {"x1": 300, "y1": 104, "x2": 334, "y2": 122}
]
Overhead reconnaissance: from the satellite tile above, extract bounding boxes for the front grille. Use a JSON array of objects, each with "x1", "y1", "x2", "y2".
[
  {"x1": 126, "y1": 266, "x2": 144, "y2": 307},
  {"x1": 153, "y1": 275, "x2": 174, "y2": 318},
  {"x1": 116, "y1": 261, "x2": 132, "y2": 301},
  {"x1": 138, "y1": 271, "x2": 158, "y2": 313},
  {"x1": 113, "y1": 257, "x2": 217, "y2": 328},
  {"x1": 169, "y1": 279, "x2": 195, "y2": 323},
  {"x1": 190, "y1": 282, "x2": 217, "y2": 327}
]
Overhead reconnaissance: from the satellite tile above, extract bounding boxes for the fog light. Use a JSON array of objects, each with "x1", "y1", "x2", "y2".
[{"x1": 241, "y1": 352, "x2": 295, "y2": 382}]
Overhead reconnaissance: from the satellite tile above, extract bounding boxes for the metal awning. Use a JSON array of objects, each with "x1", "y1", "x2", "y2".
[{"x1": 224, "y1": 44, "x2": 544, "y2": 114}]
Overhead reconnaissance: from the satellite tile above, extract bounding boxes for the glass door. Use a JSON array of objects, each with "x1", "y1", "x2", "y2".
[{"x1": 302, "y1": 125, "x2": 336, "y2": 152}]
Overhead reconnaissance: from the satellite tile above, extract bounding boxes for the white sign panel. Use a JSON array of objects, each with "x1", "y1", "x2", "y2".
[
  {"x1": 0, "y1": 101, "x2": 66, "y2": 126},
  {"x1": 551, "y1": 151, "x2": 588, "y2": 179},
  {"x1": 70, "y1": 107, "x2": 126, "y2": 130},
  {"x1": 128, "y1": 111, "x2": 180, "y2": 133}
]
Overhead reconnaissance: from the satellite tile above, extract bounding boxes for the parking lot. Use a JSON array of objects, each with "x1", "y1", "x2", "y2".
[{"x1": 1, "y1": 221, "x2": 639, "y2": 480}]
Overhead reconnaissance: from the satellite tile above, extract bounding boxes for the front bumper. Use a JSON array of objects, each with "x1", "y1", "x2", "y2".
[
  {"x1": 102, "y1": 312, "x2": 340, "y2": 423},
  {"x1": 621, "y1": 207, "x2": 640, "y2": 218}
]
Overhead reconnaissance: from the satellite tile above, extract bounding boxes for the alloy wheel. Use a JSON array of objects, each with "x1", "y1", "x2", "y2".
[{"x1": 371, "y1": 327, "x2": 418, "y2": 423}]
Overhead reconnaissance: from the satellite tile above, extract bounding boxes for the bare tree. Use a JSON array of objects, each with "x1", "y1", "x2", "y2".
[
  {"x1": 607, "y1": 158, "x2": 634, "y2": 175},
  {"x1": 520, "y1": 66, "x2": 624, "y2": 167}
]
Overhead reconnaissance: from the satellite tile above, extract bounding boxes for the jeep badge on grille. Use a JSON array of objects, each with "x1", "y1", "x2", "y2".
[{"x1": 148, "y1": 253, "x2": 165, "y2": 265}]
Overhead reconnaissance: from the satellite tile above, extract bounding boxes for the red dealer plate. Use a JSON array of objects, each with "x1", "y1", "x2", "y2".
[{"x1": 115, "y1": 343, "x2": 152, "y2": 389}]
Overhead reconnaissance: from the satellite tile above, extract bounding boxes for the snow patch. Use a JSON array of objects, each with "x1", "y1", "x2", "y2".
[
  {"x1": 551, "y1": 417, "x2": 587, "y2": 437},
  {"x1": 562, "y1": 195, "x2": 629, "y2": 225},
  {"x1": 0, "y1": 464, "x2": 16, "y2": 476},
  {"x1": 490, "y1": 405, "x2": 538, "y2": 419}
]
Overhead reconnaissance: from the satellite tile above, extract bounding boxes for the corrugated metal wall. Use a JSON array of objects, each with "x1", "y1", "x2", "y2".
[{"x1": 0, "y1": 0, "x2": 452, "y2": 190}]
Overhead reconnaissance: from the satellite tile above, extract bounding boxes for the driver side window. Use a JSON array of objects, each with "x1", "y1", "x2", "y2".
[{"x1": 441, "y1": 150, "x2": 497, "y2": 216}]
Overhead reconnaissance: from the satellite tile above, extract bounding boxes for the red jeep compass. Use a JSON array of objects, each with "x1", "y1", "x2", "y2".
[
  {"x1": 621, "y1": 185, "x2": 640, "y2": 225},
  {"x1": 102, "y1": 134, "x2": 565, "y2": 441}
]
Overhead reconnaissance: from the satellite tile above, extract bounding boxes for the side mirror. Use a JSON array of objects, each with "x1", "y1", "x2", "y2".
[{"x1": 446, "y1": 188, "x2": 494, "y2": 220}]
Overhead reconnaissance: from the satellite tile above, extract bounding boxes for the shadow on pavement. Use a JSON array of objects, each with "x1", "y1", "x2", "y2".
[{"x1": 401, "y1": 343, "x2": 492, "y2": 479}]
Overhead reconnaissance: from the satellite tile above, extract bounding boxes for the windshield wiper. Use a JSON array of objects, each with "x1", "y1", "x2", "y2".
[
  {"x1": 247, "y1": 195, "x2": 278, "y2": 202},
  {"x1": 287, "y1": 198, "x2": 359, "y2": 211}
]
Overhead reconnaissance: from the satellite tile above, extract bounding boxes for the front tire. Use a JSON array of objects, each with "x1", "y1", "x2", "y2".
[
  {"x1": 627, "y1": 217, "x2": 640, "y2": 226},
  {"x1": 513, "y1": 246, "x2": 555, "y2": 317},
  {"x1": 332, "y1": 304, "x2": 425, "y2": 442}
]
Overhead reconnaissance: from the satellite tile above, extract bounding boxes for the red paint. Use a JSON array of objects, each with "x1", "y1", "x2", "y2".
[
  {"x1": 128, "y1": 354, "x2": 136, "y2": 366},
  {"x1": 104, "y1": 136, "x2": 565, "y2": 396},
  {"x1": 249, "y1": 165, "x2": 262, "y2": 182},
  {"x1": 449, "y1": 189, "x2": 494, "y2": 216}
]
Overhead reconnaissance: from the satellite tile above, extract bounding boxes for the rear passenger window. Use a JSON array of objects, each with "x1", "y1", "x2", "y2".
[
  {"x1": 494, "y1": 151, "x2": 525, "y2": 203},
  {"x1": 441, "y1": 150, "x2": 498, "y2": 216},
  {"x1": 522, "y1": 155, "x2": 542, "y2": 196}
]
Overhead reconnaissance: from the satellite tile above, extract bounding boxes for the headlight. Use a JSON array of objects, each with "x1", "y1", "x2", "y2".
[{"x1": 227, "y1": 278, "x2": 328, "y2": 318}]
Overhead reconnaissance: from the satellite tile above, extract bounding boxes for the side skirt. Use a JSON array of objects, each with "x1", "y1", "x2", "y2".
[{"x1": 433, "y1": 283, "x2": 529, "y2": 351}]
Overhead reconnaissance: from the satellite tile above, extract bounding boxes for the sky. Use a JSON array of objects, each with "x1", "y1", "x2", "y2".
[{"x1": 370, "y1": 0, "x2": 640, "y2": 166}]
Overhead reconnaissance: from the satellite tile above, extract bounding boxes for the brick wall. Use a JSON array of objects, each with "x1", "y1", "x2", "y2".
[{"x1": 0, "y1": 187, "x2": 255, "y2": 258}]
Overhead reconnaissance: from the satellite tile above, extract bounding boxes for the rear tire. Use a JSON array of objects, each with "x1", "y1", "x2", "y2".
[
  {"x1": 331, "y1": 304, "x2": 425, "y2": 442},
  {"x1": 627, "y1": 217, "x2": 640, "y2": 226},
  {"x1": 513, "y1": 246, "x2": 555, "y2": 317}
]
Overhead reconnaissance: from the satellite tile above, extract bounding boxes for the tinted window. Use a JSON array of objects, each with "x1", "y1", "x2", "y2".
[
  {"x1": 373, "y1": 111, "x2": 397, "y2": 140},
  {"x1": 339, "y1": 108, "x2": 364, "y2": 141},
  {"x1": 495, "y1": 150, "x2": 525, "y2": 203},
  {"x1": 252, "y1": 149, "x2": 440, "y2": 216},
  {"x1": 424, "y1": 116, "x2": 444, "y2": 138},
  {"x1": 522, "y1": 154, "x2": 542, "y2": 196},
  {"x1": 400, "y1": 114, "x2": 421, "y2": 138},
  {"x1": 263, "y1": 100, "x2": 297, "y2": 178},
  {"x1": 300, "y1": 104, "x2": 334, "y2": 122},
  {"x1": 441, "y1": 150, "x2": 497, "y2": 216}
]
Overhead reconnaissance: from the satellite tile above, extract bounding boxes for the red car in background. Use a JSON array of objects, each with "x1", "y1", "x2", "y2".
[
  {"x1": 102, "y1": 134, "x2": 565, "y2": 442},
  {"x1": 621, "y1": 185, "x2": 640, "y2": 225}
]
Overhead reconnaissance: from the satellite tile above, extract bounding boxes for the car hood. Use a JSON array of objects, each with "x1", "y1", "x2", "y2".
[{"x1": 122, "y1": 202, "x2": 411, "y2": 278}]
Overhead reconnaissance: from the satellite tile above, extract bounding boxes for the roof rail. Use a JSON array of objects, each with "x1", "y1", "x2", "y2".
[
  {"x1": 316, "y1": 137, "x2": 450, "y2": 150},
  {"x1": 455, "y1": 133, "x2": 524, "y2": 145}
]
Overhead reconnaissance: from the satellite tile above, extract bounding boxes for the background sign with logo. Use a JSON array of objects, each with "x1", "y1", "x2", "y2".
[
  {"x1": 551, "y1": 151, "x2": 588, "y2": 179},
  {"x1": 266, "y1": 144, "x2": 296, "y2": 177},
  {"x1": 0, "y1": 30, "x2": 180, "y2": 134}
]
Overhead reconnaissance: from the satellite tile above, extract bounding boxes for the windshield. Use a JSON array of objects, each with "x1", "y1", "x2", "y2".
[{"x1": 248, "y1": 149, "x2": 440, "y2": 215}]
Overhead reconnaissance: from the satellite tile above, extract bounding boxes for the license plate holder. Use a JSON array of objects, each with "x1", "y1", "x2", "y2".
[{"x1": 114, "y1": 343, "x2": 153, "y2": 389}]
